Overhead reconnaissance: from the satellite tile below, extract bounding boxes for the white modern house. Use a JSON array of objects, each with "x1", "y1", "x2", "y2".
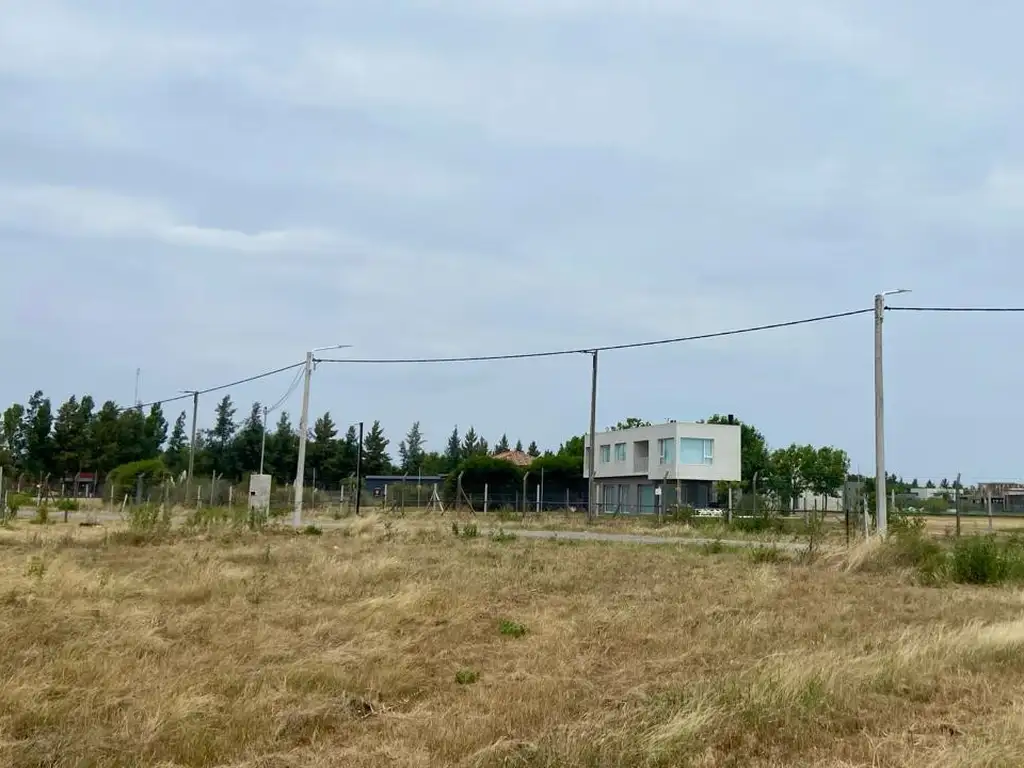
[{"x1": 583, "y1": 419, "x2": 742, "y2": 513}]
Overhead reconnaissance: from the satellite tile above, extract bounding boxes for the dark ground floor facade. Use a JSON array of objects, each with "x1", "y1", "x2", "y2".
[{"x1": 597, "y1": 478, "x2": 717, "y2": 514}]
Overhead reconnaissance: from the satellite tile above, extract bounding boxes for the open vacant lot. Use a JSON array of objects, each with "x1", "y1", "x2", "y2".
[{"x1": 2, "y1": 515, "x2": 1024, "y2": 767}]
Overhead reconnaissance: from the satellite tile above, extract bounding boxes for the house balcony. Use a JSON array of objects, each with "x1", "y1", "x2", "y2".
[{"x1": 633, "y1": 455, "x2": 649, "y2": 473}]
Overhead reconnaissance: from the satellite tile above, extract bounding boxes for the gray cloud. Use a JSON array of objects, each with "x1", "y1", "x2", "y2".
[{"x1": 2, "y1": 0, "x2": 1023, "y2": 481}]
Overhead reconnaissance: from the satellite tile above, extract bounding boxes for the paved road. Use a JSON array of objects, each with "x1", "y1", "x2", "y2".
[{"x1": 485, "y1": 528, "x2": 806, "y2": 551}]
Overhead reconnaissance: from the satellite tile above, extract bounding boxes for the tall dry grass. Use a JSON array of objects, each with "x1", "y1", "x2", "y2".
[{"x1": 1, "y1": 517, "x2": 1024, "y2": 766}]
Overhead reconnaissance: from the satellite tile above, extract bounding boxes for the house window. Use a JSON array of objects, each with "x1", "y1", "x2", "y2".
[
  {"x1": 680, "y1": 438, "x2": 714, "y2": 465},
  {"x1": 614, "y1": 442, "x2": 627, "y2": 462},
  {"x1": 599, "y1": 444, "x2": 611, "y2": 463},
  {"x1": 657, "y1": 438, "x2": 675, "y2": 465}
]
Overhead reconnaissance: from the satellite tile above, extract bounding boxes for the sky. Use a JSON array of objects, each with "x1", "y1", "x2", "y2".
[{"x1": 2, "y1": 0, "x2": 1023, "y2": 483}]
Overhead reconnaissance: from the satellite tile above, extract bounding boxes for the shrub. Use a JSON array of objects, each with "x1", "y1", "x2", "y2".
[
  {"x1": 949, "y1": 535, "x2": 1024, "y2": 585},
  {"x1": 455, "y1": 668, "x2": 479, "y2": 685},
  {"x1": 301, "y1": 524, "x2": 322, "y2": 536},
  {"x1": 4, "y1": 493, "x2": 28, "y2": 521},
  {"x1": 56, "y1": 498, "x2": 79, "y2": 513},
  {"x1": 31, "y1": 504, "x2": 50, "y2": 525},
  {"x1": 750, "y1": 545, "x2": 787, "y2": 564},
  {"x1": 459, "y1": 523, "x2": 479, "y2": 539},
  {"x1": 499, "y1": 620, "x2": 528, "y2": 638},
  {"x1": 732, "y1": 513, "x2": 784, "y2": 534},
  {"x1": 490, "y1": 528, "x2": 517, "y2": 542}
]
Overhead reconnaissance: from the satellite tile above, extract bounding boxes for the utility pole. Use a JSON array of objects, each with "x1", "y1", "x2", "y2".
[
  {"x1": 293, "y1": 351, "x2": 314, "y2": 528},
  {"x1": 182, "y1": 390, "x2": 199, "y2": 503},
  {"x1": 587, "y1": 350, "x2": 598, "y2": 523},
  {"x1": 259, "y1": 406, "x2": 269, "y2": 475},
  {"x1": 293, "y1": 344, "x2": 350, "y2": 528},
  {"x1": 874, "y1": 288, "x2": 910, "y2": 538}
]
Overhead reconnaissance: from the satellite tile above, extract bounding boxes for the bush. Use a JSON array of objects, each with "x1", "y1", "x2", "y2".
[
  {"x1": 301, "y1": 524, "x2": 322, "y2": 536},
  {"x1": 31, "y1": 503, "x2": 50, "y2": 525},
  {"x1": 4, "y1": 493, "x2": 28, "y2": 520},
  {"x1": 56, "y1": 498, "x2": 79, "y2": 513},
  {"x1": 949, "y1": 535, "x2": 1024, "y2": 585},
  {"x1": 732, "y1": 513, "x2": 784, "y2": 534},
  {"x1": 499, "y1": 620, "x2": 528, "y2": 638},
  {"x1": 750, "y1": 545, "x2": 788, "y2": 564},
  {"x1": 455, "y1": 668, "x2": 479, "y2": 685}
]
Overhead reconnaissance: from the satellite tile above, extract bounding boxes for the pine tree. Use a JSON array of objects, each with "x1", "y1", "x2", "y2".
[
  {"x1": 514, "y1": 439, "x2": 523, "y2": 452},
  {"x1": 142, "y1": 403, "x2": 168, "y2": 459},
  {"x1": 165, "y1": 411, "x2": 189, "y2": 475},
  {"x1": 209, "y1": 395, "x2": 238, "y2": 477},
  {"x1": 22, "y1": 390, "x2": 54, "y2": 476},
  {"x1": 51, "y1": 396, "x2": 81, "y2": 477},
  {"x1": 494, "y1": 433, "x2": 510, "y2": 454},
  {"x1": 362, "y1": 420, "x2": 391, "y2": 475},
  {"x1": 398, "y1": 421, "x2": 426, "y2": 472},
  {"x1": 444, "y1": 426, "x2": 461, "y2": 470},
  {"x1": 527, "y1": 440, "x2": 540, "y2": 457},
  {"x1": 269, "y1": 411, "x2": 299, "y2": 484},
  {"x1": 232, "y1": 402, "x2": 265, "y2": 477},
  {"x1": 91, "y1": 401, "x2": 123, "y2": 475},
  {"x1": 308, "y1": 411, "x2": 339, "y2": 486},
  {"x1": 461, "y1": 426, "x2": 480, "y2": 456},
  {"x1": 1, "y1": 403, "x2": 26, "y2": 471}
]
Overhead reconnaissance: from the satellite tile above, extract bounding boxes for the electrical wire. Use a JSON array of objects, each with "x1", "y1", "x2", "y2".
[
  {"x1": 264, "y1": 366, "x2": 305, "y2": 415},
  {"x1": 315, "y1": 307, "x2": 874, "y2": 365},
  {"x1": 889, "y1": 306, "x2": 1024, "y2": 312},
  {"x1": 136, "y1": 361, "x2": 305, "y2": 410}
]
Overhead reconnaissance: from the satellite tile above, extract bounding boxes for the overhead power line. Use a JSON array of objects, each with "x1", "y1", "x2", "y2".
[
  {"x1": 889, "y1": 306, "x2": 1024, "y2": 313},
  {"x1": 316, "y1": 307, "x2": 874, "y2": 365},
  {"x1": 137, "y1": 361, "x2": 305, "y2": 411}
]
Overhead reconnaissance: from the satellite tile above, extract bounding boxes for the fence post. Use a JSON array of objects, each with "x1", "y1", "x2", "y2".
[
  {"x1": 536, "y1": 484, "x2": 540, "y2": 515},
  {"x1": 987, "y1": 490, "x2": 993, "y2": 532},
  {"x1": 483, "y1": 484, "x2": 489, "y2": 514},
  {"x1": 565, "y1": 488, "x2": 570, "y2": 517}
]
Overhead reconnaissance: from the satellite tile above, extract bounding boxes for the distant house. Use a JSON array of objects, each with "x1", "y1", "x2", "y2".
[
  {"x1": 584, "y1": 419, "x2": 741, "y2": 512},
  {"x1": 493, "y1": 450, "x2": 533, "y2": 467}
]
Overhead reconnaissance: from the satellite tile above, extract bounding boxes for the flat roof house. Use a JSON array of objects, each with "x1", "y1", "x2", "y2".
[{"x1": 584, "y1": 420, "x2": 741, "y2": 513}]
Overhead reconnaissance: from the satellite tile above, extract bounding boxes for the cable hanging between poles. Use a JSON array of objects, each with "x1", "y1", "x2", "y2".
[
  {"x1": 136, "y1": 361, "x2": 306, "y2": 411},
  {"x1": 316, "y1": 307, "x2": 874, "y2": 365},
  {"x1": 888, "y1": 306, "x2": 1024, "y2": 312}
]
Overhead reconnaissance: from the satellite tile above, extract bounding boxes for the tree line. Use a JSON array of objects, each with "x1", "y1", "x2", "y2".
[{"x1": 0, "y1": 391, "x2": 545, "y2": 487}]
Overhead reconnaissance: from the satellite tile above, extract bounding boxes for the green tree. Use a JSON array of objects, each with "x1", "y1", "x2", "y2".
[
  {"x1": 51, "y1": 396, "x2": 83, "y2": 477},
  {"x1": 142, "y1": 403, "x2": 168, "y2": 459},
  {"x1": 527, "y1": 440, "x2": 541, "y2": 457},
  {"x1": 802, "y1": 446, "x2": 850, "y2": 504},
  {"x1": 90, "y1": 401, "x2": 124, "y2": 476},
  {"x1": 1, "y1": 403, "x2": 26, "y2": 471},
  {"x1": 362, "y1": 420, "x2": 391, "y2": 475},
  {"x1": 765, "y1": 444, "x2": 816, "y2": 511},
  {"x1": 22, "y1": 390, "x2": 54, "y2": 476},
  {"x1": 514, "y1": 439, "x2": 523, "y2": 452},
  {"x1": 494, "y1": 433, "x2": 511, "y2": 454},
  {"x1": 398, "y1": 421, "x2": 426, "y2": 472},
  {"x1": 706, "y1": 414, "x2": 769, "y2": 493},
  {"x1": 420, "y1": 451, "x2": 447, "y2": 475},
  {"x1": 268, "y1": 411, "x2": 298, "y2": 485},
  {"x1": 444, "y1": 426, "x2": 461, "y2": 470},
  {"x1": 608, "y1": 417, "x2": 651, "y2": 430},
  {"x1": 164, "y1": 411, "x2": 189, "y2": 475},
  {"x1": 557, "y1": 435, "x2": 584, "y2": 459},
  {"x1": 461, "y1": 427, "x2": 481, "y2": 457},
  {"x1": 208, "y1": 396, "x2": 238, "y2": 477},
  {"x1": 337, "y1": 425, "x2": 359, "y2": 479},
  {"x1": 115, "y1": 408, "x2": 148, "y2": 467},
  {"x1": 308, "y1": 411, "x2": 339, "y2": 485},
  {"x1": 232, "y1": 402, "x2": 265, "y2": 477}
]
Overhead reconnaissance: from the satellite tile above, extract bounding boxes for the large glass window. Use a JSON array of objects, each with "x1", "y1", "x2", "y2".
[
  {"x1": 680, "y1": 438, "x2": 714, "y2": 465},
  {"x1": 599, "y1": 444, "x2": 611, "y2": 463},
  {"x1": 614, "y1": 442, "x2": 627, "y2": 462},
  {"x1": 657, "y1": 438, "x2": 675, "y2": 465}
]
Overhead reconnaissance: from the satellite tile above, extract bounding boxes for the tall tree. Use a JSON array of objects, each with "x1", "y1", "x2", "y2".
[
  {"x1": 362, "y1": 420, "x2": 391, "y2": 475},
  {"x1": 802, "y1": 446, "x2": 850, "y2": 503},
  {"x1": 514, "y1": 438, "x2": 523, "y2": 452},
  {"x1": 765, "y1": 444, "x2": 817, "y2": 511},
  {"x1": 164, "y1": 411, "x2": 189, "y2": 475},
  {"x1": 527, "y1": 440, "x2": 540, "y2": 457},
  {"x1": 557, "y1": 435, "x2": 584, "y2": 459},
  {"x1": 268, "y1": 411, "x2": 298, "y2": 485},
  {"x1": 209, "y1": 395, "x2": 238, "y2": 477},
  {"x1": 494, "y1": 433, "x2": 510, "y2": 454},
  {"x1": 22, "y1": 390, "x2": 54, "y2": 476},
  {"x1": 51, "y1": 396, "x2": 84, "y2": 477},
  {"x1": 461, "y1": 427, "x2": 480, "y2": 456},
  {"x1": 90, "y1": 401, "x2": 124, "y2": 475},
  {"x1": 142, "y1": 403, "x2": 168, "y2": 459},
  {"x1": 337, "y1": 425, "x2": 359, "y2": 480},
  {"x1": 398, "y1": 421, "x2": 426, "y2": 472},
  {"x1": 444, "y1": 426, "x2": 461, "y2": 470},
  {"x1": 232, "y1": 402, "x2": 265, "y2": 477},
  {"x1": 115, "y1": 408, "x2": 148, "y2": 467},
  {"x1": 1, "y1": 403, "x2": 26, "y2": 471},
  {"x1": 608, "y1": 417, "x2": 651, "y2": 430},
  {"x1": 308, "y1": 411, "x2": 339, "y2": 485}
]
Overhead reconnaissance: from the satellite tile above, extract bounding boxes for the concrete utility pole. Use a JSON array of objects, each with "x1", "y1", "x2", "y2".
[
  {"x1": 259, "y1": 406, "x2": 269, "y2": 475},
  {"x1": 587, "y1": 350, "x2": 598, "y2": 523},
  {"x1": 874, "y1": 288, "x2": 910, "y2": 537},
  {"x1": 181, "y1": 390, "x2": 200, "y2": 502},
  {"x1": 293, "y1": 344, "x2": 350, "y2": 528}
]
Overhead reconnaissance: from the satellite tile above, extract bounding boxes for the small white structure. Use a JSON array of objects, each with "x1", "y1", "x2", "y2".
[{"x1": 248, "y1": 474, "x2": 272, "y2": 516}]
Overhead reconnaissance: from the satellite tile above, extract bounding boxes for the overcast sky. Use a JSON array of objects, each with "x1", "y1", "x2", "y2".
[{"x1": 2, "y1": 1, "x2": 1022, "y2": 482}]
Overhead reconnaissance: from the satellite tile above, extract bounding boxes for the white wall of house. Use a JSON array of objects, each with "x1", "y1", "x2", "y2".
[{"x1": 584, "y1": 421, "x2": 741, "y2": 482}]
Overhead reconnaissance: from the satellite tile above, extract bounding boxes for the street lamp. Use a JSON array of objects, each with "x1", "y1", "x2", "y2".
[
  {"x1": 293, "y1": 344, "x2": 351, "y2": 528},
  {"x1": 874, "y1": 289, "x2": 910, "y2": 537}
]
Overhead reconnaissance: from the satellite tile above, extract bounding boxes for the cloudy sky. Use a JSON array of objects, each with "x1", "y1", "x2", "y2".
[{"x1": 2, "y1": 0, "x2": 1022, "y2": 482}]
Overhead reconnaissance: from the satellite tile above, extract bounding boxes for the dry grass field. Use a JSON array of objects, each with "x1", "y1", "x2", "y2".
[{"x1": 3, "y1": 514, "x2": 1024, "y2": 767}]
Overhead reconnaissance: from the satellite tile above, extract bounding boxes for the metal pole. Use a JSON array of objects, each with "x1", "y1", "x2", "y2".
[
  {"x1": 987, "y1": 489, "x2": 993, "y2": 532},
  {"x1": 292, "y1": 350, "x2": 314, "y2": 528},
  {"x1": 874, "y1": 292, "x2": 888, "y2": 537},
  {"x1": 536, "y1": 483, "x2": 541, "y2": 514},
  {"x1": 185, "y1": 390, "x2": 199, "y2": 503},
  {"x1": 354, "y1": 421, "x2": 363, "y2": 517},
  {"x1": 955, "y1": 472, "x2": 962, "y2": 537},
  {"x1": 259, "y1": 406, "x2": 268, "y2": 475},
  {"x1": 587, "y1": 350, "x2": 598, "y2": 524},
  {"x1": 483, "y1": 483, "x2": 489, "y2": 514}
]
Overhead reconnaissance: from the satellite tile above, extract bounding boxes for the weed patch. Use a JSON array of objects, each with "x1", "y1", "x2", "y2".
[{"x1": 499, "y1": 619, "x2": 528, "y2": 638}]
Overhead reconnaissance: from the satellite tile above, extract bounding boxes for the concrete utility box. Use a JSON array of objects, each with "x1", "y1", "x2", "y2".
[{"x1": 249, "y1": 474, "x2": 272, "y2": 516}]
